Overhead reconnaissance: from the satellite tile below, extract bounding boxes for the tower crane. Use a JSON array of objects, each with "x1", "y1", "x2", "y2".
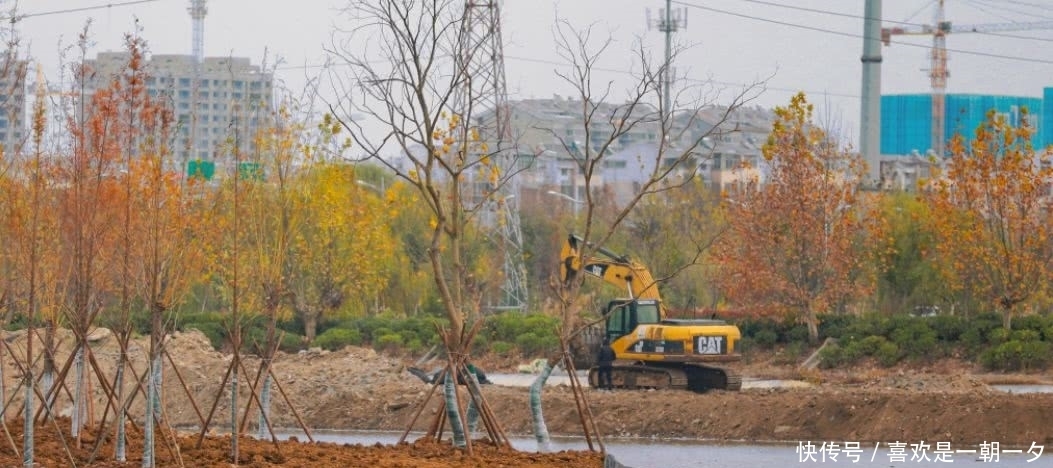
[{"x1": 881, "y1": 0, "x2": 1053, "y2": 157}]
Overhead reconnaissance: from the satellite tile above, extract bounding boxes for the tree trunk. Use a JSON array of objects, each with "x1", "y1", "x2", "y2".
[
  {"x1": 529, "y1": 360, "x2": 554, "y2": 453},
  {"x1": 23, "y1": 374, "x2": 33, "y2": 468},
  {"x1": 806, "y1": 311, "x2": 819, "y2": 344},
  {"x1": 464, "y1": 383, "x2": 479, "y2": 438},
  {"x1": 72, "y1": 347, "x2": 85, "y2": 438},
  {"x1": 142, "y1": 355, "x2": 159, "y2": 468},
  {"x1": 304, "y1": 311, "x2": 319, "y2": 344},
  {"x1": 256, "y1": 375, "x2": 272, "y2": 440},
  {"x1": 43, "y1": 322, "x2": 56, "y2": 419},
  {"x1": 114, "y1": 362, "x2": 127, "y2": 462},
  {"x1": 443, "y1": 370, "x2": 466, "y2": 448}
]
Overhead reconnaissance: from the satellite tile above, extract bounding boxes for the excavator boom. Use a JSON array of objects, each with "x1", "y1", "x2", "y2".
[{"x1": 561, "y1": 234, "x2": 661, "y2": 300}]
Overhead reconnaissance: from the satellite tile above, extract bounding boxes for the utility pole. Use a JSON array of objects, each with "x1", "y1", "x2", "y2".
[
  {"x1": 648, "y1": 0, "x2": 687, "y2": 122},
  {"x1": 860, "y1": 0, "x2": 882, "y2": 187}
]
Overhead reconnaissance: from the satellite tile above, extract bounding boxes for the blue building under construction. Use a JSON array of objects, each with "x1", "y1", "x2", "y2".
[{"x1": 881, "y1": 90, "x2": 1053, "y2": 155}]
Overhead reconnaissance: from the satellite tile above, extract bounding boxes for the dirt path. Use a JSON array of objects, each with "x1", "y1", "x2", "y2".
[{"x1": 1, "y1": 328, "x2": 1051, "y2": 466}]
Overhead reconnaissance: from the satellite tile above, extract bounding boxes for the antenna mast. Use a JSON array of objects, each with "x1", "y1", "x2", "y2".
[
  {"x1": 189, "y1": 0, "x2": 208, "y2": 64},
  {"x1": 648, "y1": 0, "x2": 687, "y2": 121},
  {"x1": 187, "y1": 0, "x2": 207, "y2": 168}
]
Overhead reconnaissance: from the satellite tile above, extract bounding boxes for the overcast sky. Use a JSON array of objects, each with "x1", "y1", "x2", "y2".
[{"x1": 17, "y1": 0, "x2": 1053, "y2": 147}]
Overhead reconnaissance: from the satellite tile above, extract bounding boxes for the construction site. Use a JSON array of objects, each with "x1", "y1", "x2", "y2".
[{"x1": 1, "y1": 0, "x2": 1053, "y2": 467}]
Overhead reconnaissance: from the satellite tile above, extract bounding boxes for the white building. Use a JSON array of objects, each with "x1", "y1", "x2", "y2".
[
  {"x1": 478, "y1": 98, "x2": 773, "y2": 207},
  {"x1": 81, "y1": 52, "x2": 273, "y2": 172},
  {"x1": 0, "y1": 59, "x2": 26, "y2": 156}
]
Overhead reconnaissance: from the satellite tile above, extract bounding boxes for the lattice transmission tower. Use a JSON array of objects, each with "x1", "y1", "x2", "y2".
[{"x1": 454, "y1": 0, "x2": 528, "y2": 311}]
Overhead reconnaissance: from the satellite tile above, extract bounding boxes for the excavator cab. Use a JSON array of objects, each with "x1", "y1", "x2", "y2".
[{"x1": 603, "y1": 299, "x2": 660, "y2": 343}]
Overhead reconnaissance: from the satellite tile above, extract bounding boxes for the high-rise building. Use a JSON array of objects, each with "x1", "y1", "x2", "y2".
[
  {"x1": 0, "y1": 58, "x2": 26, "y2": 156},
  {"x1": 880, "y1": 91, "x2": 1052, "y2": 190},
  {"x1": 81, "y1": 52, "x2": 274, "y2": 171}
]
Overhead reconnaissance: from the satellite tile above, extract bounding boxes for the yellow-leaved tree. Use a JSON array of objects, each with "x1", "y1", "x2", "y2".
[
  {"x1": 289, "y1": 161, "x2": 397, "y2": 343},
  {"x1": 925, "y1": 109, "x2": 1053, "y2": 329}
]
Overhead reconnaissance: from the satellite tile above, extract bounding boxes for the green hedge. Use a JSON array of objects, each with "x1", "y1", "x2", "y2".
[
  {"x1": 315, "y1": 328, "x2": 362, "y2": 351},
  {"x1": 156, "y1": 308, "x2": 1053, "y2": 371},
  {"x1": 738, "y1": 312, "x2": 1053, "y2": 371}
]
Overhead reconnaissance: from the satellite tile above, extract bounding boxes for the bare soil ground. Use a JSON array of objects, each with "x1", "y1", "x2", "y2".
[{"x1": 0, "y1": 328, "x2": 1051, "y2": 466}]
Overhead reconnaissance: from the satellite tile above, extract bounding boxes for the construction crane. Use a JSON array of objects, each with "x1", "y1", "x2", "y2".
[{"x1": 881, "y1": 0, "x2": 1053, "y2": 157}]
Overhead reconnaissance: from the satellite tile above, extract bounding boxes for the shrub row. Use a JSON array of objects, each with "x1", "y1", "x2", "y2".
[
  {"x1": 174, "y1": 310, "x2": 565, "y2": 358},
  {"x1": 736, "y1": 312, "x2": 1053, "y2": 371}
]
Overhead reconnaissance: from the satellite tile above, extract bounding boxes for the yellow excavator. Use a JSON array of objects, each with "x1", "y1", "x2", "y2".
[{"x1": 562, "y1": 234, "x2": 742, "y2": 392}]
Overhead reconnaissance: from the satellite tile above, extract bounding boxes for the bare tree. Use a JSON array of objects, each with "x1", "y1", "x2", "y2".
[
  {"x1": 326, "y1": 0, "x2": 524, "y2": 451},
  {"x1": 528, "y1": 20, "x2": 764, "y2": 451}
]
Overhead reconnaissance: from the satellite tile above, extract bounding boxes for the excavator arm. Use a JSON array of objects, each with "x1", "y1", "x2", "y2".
[{"x1": 559, "y1": 234, "x2": 661, "y2": 300}]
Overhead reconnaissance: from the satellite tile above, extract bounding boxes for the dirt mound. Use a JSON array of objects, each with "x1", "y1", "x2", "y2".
[{"x1": 0, "y1": 418, "x2": 604, "y2": 467}]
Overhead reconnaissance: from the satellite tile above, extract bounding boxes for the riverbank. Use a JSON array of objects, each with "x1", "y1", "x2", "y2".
[
  {"x1": 149, "y1": 330, "x2": 1053, "y2": 447},
  {"x1": 1, "y1": 328, "x2": 1051, "y2": 466}
]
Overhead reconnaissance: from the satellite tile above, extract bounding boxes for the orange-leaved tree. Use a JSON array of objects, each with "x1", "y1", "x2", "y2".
[
  {"x1": 53, "y1": 34, "x2": 131, "y2": 442},
  {"x1": 102, "y1": 34, "x2": 204, "y2": 464},
  {"x1": 5, "y1": 63, "x2": 60, "y2": 467},
  {"x1": 713, "y1": 92, "x2": 886, "y2": 342},
  {"x1": 924, "y1": 109, "x2": 1053, "y2": 329}
]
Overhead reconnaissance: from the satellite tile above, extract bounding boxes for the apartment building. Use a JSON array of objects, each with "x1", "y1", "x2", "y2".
[
  {"x1": 81, "y1": 52, "x2": 274, "y2": 171},
  {"x1": 0, "y1": 58, "x2": 26, "y2": 156},
  {"x1": 477, "y1": 96, "x2": 661, "y2": 203},
  {"x1": 477, "y1": 98, "x2": 772, "y2": 206}
]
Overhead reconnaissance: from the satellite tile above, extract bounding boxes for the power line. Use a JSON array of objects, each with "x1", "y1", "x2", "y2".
[
  {"x1": 726, "y1": 0, "x2": 1053, "y2": 39},
  {"x1": 717, "y1": 0, "x2": 931, "y2": 28},
  {"x1": 672, "y1": 0, "x2": 1053, "y2": 66},
  {"x1": 282, "y1": 54, "x2": 859, "y2": 100},
  {"x1": 502, "y1": 54, "x2": 857, "y2": 98},
  {"x1": 968, "y1": 0, "x2": 1053, "y2": 21},
  {"x1": 19, "y1": 0, "x2": 163, "y2": 20},
  {"x1": 998, "y1": 0, "x2": 1053, "y2": 10},
  {"x1": 902, "y1": 0, "x2": 938, "y2": 24},
  {"x1": 964, "y1": 0, "x2": 1031, "y2": 22}
]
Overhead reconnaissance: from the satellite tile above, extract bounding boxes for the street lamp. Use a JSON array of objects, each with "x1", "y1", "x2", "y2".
[{"x1": 546, "y1": 190, "x2": 584, "y2": 216}]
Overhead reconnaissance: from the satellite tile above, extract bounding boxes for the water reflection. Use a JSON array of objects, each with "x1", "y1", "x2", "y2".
[
  {"x1": 991, "y1": 384, "x2": 1053, "y2": 394},
  {"x1": 486, "y1": 372, "x2": 814, "y2": 390}
]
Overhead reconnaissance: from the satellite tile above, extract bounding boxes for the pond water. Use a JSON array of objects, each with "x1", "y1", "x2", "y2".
[
  {"x1": 277, "y1": 430, "x2": 1046, "y2": 468},
  {"x1": 990, "y1": 384, "x2": 1053, "y2": 394},
  {"x1": 486, "y1": 372, "x2": 814, "y2": 390}
]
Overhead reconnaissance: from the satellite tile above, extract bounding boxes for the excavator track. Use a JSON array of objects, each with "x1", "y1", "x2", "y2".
[
  {"x1": 589, "y1": 364, "x2": 688, "y2": 391},
  {"x1": 588, "y1": 363, "x2": 741, "y2": 393},
  {"x1": 684, "y1": 364, "x2": 742, "y2": 392}
]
